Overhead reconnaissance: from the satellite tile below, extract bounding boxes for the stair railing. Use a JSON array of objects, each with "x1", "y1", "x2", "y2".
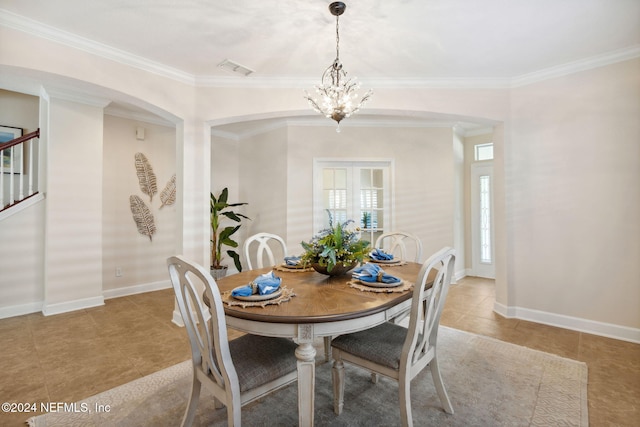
[{"x1": 1, "y1": 129, "x2": 40, "y2": 212}]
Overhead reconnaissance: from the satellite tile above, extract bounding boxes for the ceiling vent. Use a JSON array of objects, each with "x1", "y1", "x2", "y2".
[{"x1": 217, "y1": 59, "x2": 254, "y2": 76}]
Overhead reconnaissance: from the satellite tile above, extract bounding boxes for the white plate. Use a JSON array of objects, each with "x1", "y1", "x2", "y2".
[
  {"x1": 232, "y1": 286, "x2": 283, "y2": 301},
  {"x1": 356, "y1": 279, "x2": 403, "y2": 288},
  {"x1": 369, "y1": 258, "x2": 401, "y2": 264}
]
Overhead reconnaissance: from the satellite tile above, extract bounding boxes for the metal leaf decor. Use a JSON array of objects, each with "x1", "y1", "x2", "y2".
[
  {"x1": 134, "y1": 152, "x2": 157, "y2": 201},
  {"x1": 159, "y1": 174, "x2": 176, "y2": 209},
  {"x1": 130, "y1": 195, "x2": 156, "y2": 241}
]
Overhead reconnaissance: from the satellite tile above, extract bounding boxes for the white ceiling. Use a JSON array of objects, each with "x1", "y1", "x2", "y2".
[{"x1": 1, "y1": 0, "x2": 638, "y2": 134}]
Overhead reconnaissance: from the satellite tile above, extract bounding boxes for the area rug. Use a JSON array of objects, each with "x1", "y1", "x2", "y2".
[{"x1": 27, "y1": 327, "x2": 588, "y2": 426}]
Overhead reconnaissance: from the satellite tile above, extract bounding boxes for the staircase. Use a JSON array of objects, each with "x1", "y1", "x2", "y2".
[{"x1": 1, "y1": 129, "x2": 40, "y2": 216}]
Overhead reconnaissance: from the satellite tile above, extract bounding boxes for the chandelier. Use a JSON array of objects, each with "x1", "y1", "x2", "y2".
[{"x1": 304, "y1": 2, "x2": 372, "y2": 132}]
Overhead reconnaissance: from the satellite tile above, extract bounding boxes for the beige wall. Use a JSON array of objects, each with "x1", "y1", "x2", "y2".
[
  {"x1": 506, "y1": 59, "x2": 640, "y2": 329},
  {"x1": 102, "y1": 115, "x2": 177, "y2": 293},
  {"x1": 0, "y1": 90, "x2": 42, "y2": 315},
  {"x1": 239, "y1": 126, "x2": 288, "y2": 239},
  {"x1": 0, "y1": 89, "x2": 39, "y2": 133},
  {"x1": 44, "y1": 96, "x2": 104, "y2": 313}
]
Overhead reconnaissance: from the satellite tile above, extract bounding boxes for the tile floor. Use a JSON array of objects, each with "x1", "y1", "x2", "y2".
[{"x1": 0, "y1": 277, "x2": 638, "y2": 426}]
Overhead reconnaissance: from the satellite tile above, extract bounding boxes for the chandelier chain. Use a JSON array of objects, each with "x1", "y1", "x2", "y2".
[{"x1": 335, "y1": 15, "x2": 340, "y2": 63}]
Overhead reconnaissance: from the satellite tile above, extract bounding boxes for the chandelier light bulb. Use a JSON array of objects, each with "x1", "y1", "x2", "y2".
[{"x1": 304, "y1": 2, "x2": 372, "y2": 130}]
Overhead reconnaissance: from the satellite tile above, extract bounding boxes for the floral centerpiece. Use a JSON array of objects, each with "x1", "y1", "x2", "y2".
[{"x1": 301, "y1": 211, "x2": 370, "y2": 275}]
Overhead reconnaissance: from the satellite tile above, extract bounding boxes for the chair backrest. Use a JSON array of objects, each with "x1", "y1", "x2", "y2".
[
  {"x1": 402, "y1": 247, "x2": 455, "y2": 370},
  {"x1": 242, "y1": 232, "x2": 288, "y2": 270},
  {"x1": 167, "y1": 256, "x2": 241, "y2": 401},
  {"x1": 374, "y1": 231, "x2": 423, "y2": 263}
]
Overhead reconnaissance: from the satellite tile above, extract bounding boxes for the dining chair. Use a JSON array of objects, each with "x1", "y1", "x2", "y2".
[
  {"x1": 330, "y1": 247, "x2": 456, "y2": 427},
  {"x1": 375, "y1": 231, "x2": 424, "y2": 324},
  {"x1": 242, "y1": 232, "x2": 288, "y2": 270},
  {"x1": 374, "y1": 231, "x2": 423, "y2": 263},
  {"x1": 167, "y1": 255, "x2": 298, "y2": 427},
  {"x1": 241, "y1": 232, "x2": 334, "y2": 360}
]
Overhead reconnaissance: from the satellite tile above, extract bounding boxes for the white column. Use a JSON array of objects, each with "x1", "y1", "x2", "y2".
[
  {"x1": 492, "y1": 123, "x2": 510, "y2": 308},
  {"x1": 175, "y1": 119, "x2": 210, "y2": 265},
  {"x1": 172, "y1": 119, "x2": 211, "y2": 326}
]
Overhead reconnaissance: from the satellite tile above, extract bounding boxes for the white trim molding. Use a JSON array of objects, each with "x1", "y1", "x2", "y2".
[
  {"x1": 42, "y1": 296, "x2": 105, "y2": 316},
  {"x1": 453, "y1": 269, "x2": 468, "y2": 284},
  {"x1": 0, "y1": 301, "x2": 43, "y2": 320},
  {"x1": 102, "y1": 279, "x2": 172, "y2": 300},
  {"x1": 0, "y1": 193, "x2": 44, "y2": 221},
  {"x1": 494, "y1": 301, "x2": 640, "y2": 344},
  {"x1": 0, "y1": 280, "x2": 173, "y2": 319},
  {"x1": 511, "y1": 45, "x2": 640, "y2": 88}
]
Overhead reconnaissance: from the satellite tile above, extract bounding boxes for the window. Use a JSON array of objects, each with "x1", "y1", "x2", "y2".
[
  {"x1": 315, "y1": 160, "x2": 391, "y2": 245},
  {"x1": 475, "y1": 143, "x2": 493, "y2": 161},
  {"x1": 471, "y1": 162, "x2": 494, "y2": 278},
  {"x1": 479, "y1": 174, "x2": 492, "y2": 263}
]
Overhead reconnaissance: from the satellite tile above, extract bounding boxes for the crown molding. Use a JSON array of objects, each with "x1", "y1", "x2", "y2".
[
  {"x1": 363, "y1": 77, "x2": 513, "y2": 89},
  {"x1": 0, "y1": 9, "x2": 195, "y2": 85},
  {"x1": 510, "y1": 45, "x2": 640, "y2": 87},
  {"x1": 2, "y1": 9, "x2": 638, "y2": 91}
]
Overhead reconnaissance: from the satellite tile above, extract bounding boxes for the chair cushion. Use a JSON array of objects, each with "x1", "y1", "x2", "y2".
[
  {"x1": 331, "y1": 322, "x2": 408, "y2": 370},
  {"x1": 229, "y1": 334, "x2": 299, "y2": 392}
]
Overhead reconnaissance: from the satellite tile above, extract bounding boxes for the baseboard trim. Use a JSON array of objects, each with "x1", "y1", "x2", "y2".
[
  {"x1": 0, "y1": 281, "x2": 172, "y2": 320},
  {"x1": 494, "y1": 301, "x2": 640, "y2": 344},
  {"x1": 103, "y1": 280, "x2": 172, "y2": 300},
  {"x1": 42, "y1": 296, "x2": 105, "y2": 316},
  {"x1": 454, "y1": 268, "x2": 470, "y2": 283},
  {"x1": 0, "y1": 301, "x2": 43, "y2": 319}
]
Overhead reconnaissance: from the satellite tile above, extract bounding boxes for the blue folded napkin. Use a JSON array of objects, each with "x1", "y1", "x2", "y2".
[
  {"x1": 284, "y1": 256, "x2": 301, "y2": 266},
  {"x1": 352, "y1": 262, "x2": 401, "y2": 284},
  {"x1": 370, "y1": 248, "x2": 394, "y2": 261},
  {"x1": 231, "y1": 271, "x2": 282, "y2": 297}
]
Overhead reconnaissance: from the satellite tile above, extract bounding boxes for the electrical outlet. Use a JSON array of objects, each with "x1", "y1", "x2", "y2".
[{"x1": 115, "y1": 267, "x2": 122, "y2": 277}]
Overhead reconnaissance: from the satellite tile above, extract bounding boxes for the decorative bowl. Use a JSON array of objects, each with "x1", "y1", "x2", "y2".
[{"x1": 311, "y1": 261, "x2": 357, "y2": 276}]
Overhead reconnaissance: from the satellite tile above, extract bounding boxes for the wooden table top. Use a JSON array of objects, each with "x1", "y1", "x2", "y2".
[{"x1": 215, "y1": 262, "x2": 426, "y2": 324}]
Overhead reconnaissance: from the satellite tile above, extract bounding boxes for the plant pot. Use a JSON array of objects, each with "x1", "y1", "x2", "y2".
[
  {"x1": 210, "y1": 266, "x2": 228, "y2": 280},
  {"x1": 311, "y1": 261, "x2": 357, "y2": 276}
]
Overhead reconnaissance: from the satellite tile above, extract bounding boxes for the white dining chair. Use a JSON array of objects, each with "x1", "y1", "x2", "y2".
[
  {"x1": 241, "y1": 232, "x2": 334, "y2": 360},
  {"x1": 375, "y1": 231, "x2": 424, "y2": 324},
  {"x1": 242, "y1": 232, "x2": 288, "y2": 270},
  {"x1": 331, "y1": 247, "x2": 456, "y2": 427},
  {"x1": 374, "y1": 231, "x2": 423, "y2": 263},
  {"x1": 167, "y1": 255, "x2": 298, "y2": 427}
]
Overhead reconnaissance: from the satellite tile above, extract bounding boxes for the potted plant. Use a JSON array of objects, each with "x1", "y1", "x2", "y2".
[
  {"x1": 301, "y1": 210, "x2": 370, "y2": 276},
  {"x1": 361, "y1": 211, "x2": 371, "y2": 229},
  {"x1": 210, "y1": 188, "x2": 250, "y2": 279}
]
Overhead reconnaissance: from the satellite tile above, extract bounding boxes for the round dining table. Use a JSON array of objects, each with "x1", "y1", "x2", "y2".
[{"x1": 215, "y1": 261, "x2": 427, "y2": 427}]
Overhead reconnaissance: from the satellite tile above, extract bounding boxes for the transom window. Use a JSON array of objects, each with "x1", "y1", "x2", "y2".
[{"x1": 474, "y1": 143, "x2": 494, "y2": 161}]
